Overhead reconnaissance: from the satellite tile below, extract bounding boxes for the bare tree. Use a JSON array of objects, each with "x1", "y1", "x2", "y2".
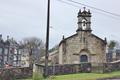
[{"x1": 20, "y1": 37, "x2": 45, "y2": 68}]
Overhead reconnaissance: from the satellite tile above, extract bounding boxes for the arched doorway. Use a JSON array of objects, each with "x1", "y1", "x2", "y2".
[{"x1": 80, "y1": 55, "x2": 88, "y2": 62}]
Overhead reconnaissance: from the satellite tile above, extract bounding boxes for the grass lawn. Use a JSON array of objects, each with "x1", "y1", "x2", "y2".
[
  {"x1": 19, "y1": 71, "x2": 120, "y2": 80},
  {"x1": 18, "y1": 79, "x2": 32, "y2": 80},
  {"x1": 51, "y1": 71, "x2": 120, "y2": 80}
]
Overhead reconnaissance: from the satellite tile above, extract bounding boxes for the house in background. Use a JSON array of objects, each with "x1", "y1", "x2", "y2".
[
  {"x1": 0, "y1": 35, "x2": 4, "y2": 68},
  {"x1": 20, "y1": 48, "x2": 30, "y2": 67},
  {"x1": 106, "y1": 49, "x2": 120, "y2": 62},
  {"x1": 6, "y1": 37, "x2": 20, "y2": 67},
  {"x1": 0, "y1": 35, "x2": 30, "y2": 68}
]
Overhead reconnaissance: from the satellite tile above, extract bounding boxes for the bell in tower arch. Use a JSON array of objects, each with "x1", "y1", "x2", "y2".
[{"x1": 76, "y1": 7, "x2": 92, "y2": 32}]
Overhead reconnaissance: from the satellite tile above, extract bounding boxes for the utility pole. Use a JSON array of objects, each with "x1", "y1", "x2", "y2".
[{"x1": 44, "y1": 0, "x2": 50, "y2": 78}]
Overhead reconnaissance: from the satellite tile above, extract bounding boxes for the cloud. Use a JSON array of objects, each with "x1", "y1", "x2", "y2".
[{"x1": 0, "y1": 0, "x2": 120, "y2": 48}]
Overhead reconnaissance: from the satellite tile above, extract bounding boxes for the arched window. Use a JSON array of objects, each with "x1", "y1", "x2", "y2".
[
  {"x1": 80, "y1": 55, "x2": 88, "y2": 62},
  {"x1": 82, "y1": 19, "x2": 87, "y2": 30}
]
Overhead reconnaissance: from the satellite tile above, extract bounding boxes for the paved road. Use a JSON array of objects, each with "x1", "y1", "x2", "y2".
[
  {"x1": 106, "y1": 79, "x2": 120, "y2": 80},
  {"x1": 98, "y1": 77, "x2": 120, "y2": 80}
]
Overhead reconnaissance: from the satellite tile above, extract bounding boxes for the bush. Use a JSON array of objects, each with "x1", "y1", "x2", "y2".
[{"x1": 0, "y1": 69, "x2": 15, "y2": 80}]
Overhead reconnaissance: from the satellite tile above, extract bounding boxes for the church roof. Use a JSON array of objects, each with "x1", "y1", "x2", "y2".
[
  {"x1": 59, "y1": 33, "x2": 107, "y2": 46},
  {"x1": 59, "y1": 33, "x2": 77, "y2": 46},
  {"x1": 91, "y1": 34, "x2": 107, "y2": 44}
]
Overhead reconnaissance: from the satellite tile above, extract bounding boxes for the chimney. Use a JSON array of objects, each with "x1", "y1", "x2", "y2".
[
  {"x1": 7, "y1": 35, "x2": 9, "y2": 40},
  {"x1": 104, "y1": 37, "x2": 107, "y2": 44},
  {"x1": 0, "y1": 34, "x2": 2, "y2": 40},
  {"x1": 11, "y1": 37, "x2": 14, "y2": 41},
  {"x1": 62, "y1": 35, "x2": 65, "y2": 40}
]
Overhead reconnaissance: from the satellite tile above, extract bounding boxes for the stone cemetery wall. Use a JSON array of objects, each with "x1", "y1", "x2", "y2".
[
  {"x1": 104, "y1": 61, "x2": 120, "y2": 72},
  {"x1": 34, "y1": 63, "x2": 91, "y2": 76},
  {"x1": 34, "y1": 61, "x2": 120, "y2": 77}
]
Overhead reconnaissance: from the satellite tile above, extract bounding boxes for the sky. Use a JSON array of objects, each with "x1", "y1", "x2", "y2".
[{"x1": 0, "y1": 0, "x2": 120, "y2": 48}]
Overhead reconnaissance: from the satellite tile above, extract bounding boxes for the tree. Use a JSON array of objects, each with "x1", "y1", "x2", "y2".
[
  {"x1": 20, "y1": 37, "x2": 45, "y2": 68},
  {"x1": 49, "y1": 44, "x2": 58, "y2": 53},
  {"x1": 115, "y1": 41, "x2": 120, "y2": 49},
  {"x1": 108, "y1": 40, "x2": 117, "y2": 49}
]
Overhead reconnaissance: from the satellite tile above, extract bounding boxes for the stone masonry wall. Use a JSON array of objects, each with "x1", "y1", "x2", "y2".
[{"x1": 59, "y1": 32, "x2": 106, "y2": 65}]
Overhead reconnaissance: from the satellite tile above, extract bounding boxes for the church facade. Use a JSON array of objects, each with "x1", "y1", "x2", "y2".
[
  {"x1": 40, "y1": 8, "x2": 107, "y2": 66},
  {"x1": 58, "y1": 8, "x2": 107, "y2": 66}
]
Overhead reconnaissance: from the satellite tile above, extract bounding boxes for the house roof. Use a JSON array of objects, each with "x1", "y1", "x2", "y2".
[{"x1": 116, "y1": 49, "x2": 120, "y2": 53}]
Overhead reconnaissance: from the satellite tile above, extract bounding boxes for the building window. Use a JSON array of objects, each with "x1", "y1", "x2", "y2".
[
  {"x1": 18, "y1": 56, "x2": 21, "y2": 60},
  {"x1": 82, "y1": 19, "x2": 87, "y2": 30},
  {"x1": 83, "y1": 37, "x2": 85, "y2": 43},
  {"x1": 18, "y1": 50, "x2": 22, "y2": 54},
  {"x1": 0, "y1": 48, "x2": 2, "y2": 55},
  {"x1": 13, "y1": 62, "x2": 17, "y2": 66},
  {"x1": 4, "y1": 48, "x2": 8, "y2": 55},
  {"x1": 14, "y1": 49, "x2": 17, "y2": 54},
  {"x1": 0, "y1": 56, "x2": 2, "y2": 60},
  {"x1": 4, "y1": 56, "x2": 7, "y2": 62},
  {"x1": 13, "y1": 56, "x2": 17, "y2": 60},
  {"x1": 80, "y1": 55, "x2": 88, "y2": 62}
]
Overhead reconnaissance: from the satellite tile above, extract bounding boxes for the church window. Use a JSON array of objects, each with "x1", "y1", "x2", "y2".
[
  {"x1": 83, "y1": 21, "x2": 86, "y2": 26},
  {"x1": 82, "y1": 19, "x2": 87, "y2": 30},
  {"x1": 83, "y1": 37, "x2": 85, "y2": 43},
  {"x1": 80, "y1": 55, "x2": 88, "y2": 62}
]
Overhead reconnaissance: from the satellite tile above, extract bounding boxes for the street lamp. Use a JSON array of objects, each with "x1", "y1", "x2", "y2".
[{"x1": 44, "y1": 0, "x2": 50, "y2": 78}]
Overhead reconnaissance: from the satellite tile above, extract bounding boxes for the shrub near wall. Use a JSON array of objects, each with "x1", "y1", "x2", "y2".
[
  {"x1": 0, "y1": 69, "x2": 15, "y2": 80},
  {"x1": 0, "y1": 67, "x2": 32, "y2": 79}
]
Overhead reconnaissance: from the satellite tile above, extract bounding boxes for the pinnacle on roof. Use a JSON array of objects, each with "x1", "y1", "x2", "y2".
[{"x1": 78, "y1": 7, "x2": 91, "y2": 17}]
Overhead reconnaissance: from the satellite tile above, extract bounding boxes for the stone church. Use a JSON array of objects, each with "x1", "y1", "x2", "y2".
[{"x1": 41, "y1": 8, "x2": 107, "y2": 66}]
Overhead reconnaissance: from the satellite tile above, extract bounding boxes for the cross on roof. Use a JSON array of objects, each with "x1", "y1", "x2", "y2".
[{"x1": 83, "y1": 7, "x2": 86, "y2": 11}]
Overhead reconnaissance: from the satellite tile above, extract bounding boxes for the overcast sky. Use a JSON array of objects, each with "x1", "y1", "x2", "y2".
[{"x1": 0, "y1": 0, "x2": 120, "y2": 48}]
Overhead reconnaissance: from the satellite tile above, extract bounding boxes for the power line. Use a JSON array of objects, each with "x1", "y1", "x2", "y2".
[
  {"x1": 57, "y1": 0, "x2": 120, "y2": 18},
  {"x1": 54, "y1": 0, "x2": 120, "y2": 41},
  {"x1": 57, "y1": 0, "x2": 120, "y2": 22},
  {"x1": 67, "y1": 0, "x2": 120, "y2": 17},
  {"x1": 57, "y1": 0, "x2": 80, "y2": 8}
]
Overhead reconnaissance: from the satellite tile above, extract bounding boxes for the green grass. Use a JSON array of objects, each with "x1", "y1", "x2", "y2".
[
  {"x1": 18, "y1": 79, "x2": 32, "y2": 80},
  {"x1": 19, "y1": 71, "x2": 120, "y2": 80},
  {"x1": 51, "y1": 71, "x2": 120, "y2": 80}
]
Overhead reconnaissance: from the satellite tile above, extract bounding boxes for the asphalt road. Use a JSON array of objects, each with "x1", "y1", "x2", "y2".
[
  {"x1": 106, "y1": 79, "x2": 120, "y2": 80},
  {"x1": 98, "y1": 77, "x2": 120, "y2": 80}
]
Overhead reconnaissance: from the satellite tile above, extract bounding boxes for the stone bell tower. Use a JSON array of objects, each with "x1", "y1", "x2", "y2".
[
  {"x1": 76, "y1": 7, "x2": 92, "y2": 50},
  {"x1": 76, "y1": 7, "x2": 92, "y2": 32}
]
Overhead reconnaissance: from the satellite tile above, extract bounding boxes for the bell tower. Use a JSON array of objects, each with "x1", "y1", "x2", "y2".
[{"x1": 76, "y1": 7, "x2": 92, "y2": 32}]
